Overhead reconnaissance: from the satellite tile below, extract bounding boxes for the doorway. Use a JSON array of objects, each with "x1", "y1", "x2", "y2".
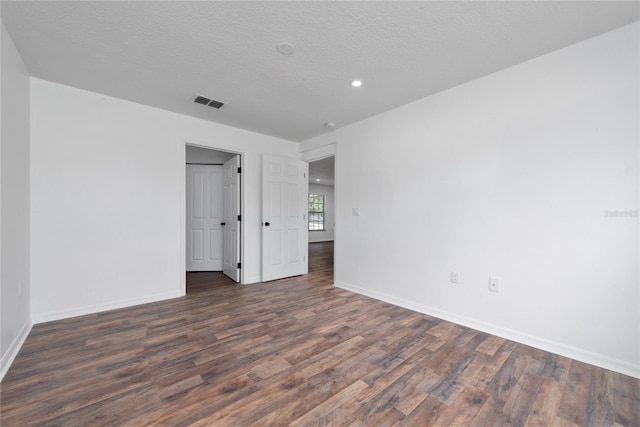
[
  {"x1": 308, "y1": 155, "x2": 335, "y2": 279},
  {"x1": 184, "y1": 144, "x2": 242, "y2": 290}
]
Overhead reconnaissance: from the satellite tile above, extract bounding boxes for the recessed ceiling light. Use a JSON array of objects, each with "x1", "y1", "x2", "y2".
[
  {"x1": 316, "y1": 179, "x2": 320, "y2": 182},
  {"x1": 325, "y1": 122, "x2": 336, "y2": 129},
  {"x1": 351, "y1": 80, "x2": 362, "y2": 88},
  {"x1": 277, "y1": 42, "x2": 295, "y2": 55}
]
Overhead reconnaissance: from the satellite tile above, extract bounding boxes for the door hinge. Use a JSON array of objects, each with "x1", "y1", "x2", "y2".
[
  {"x1": 237, "y1": 167, "x2": 241, "y2": 174},
  {"x1": 237, "y1": 215, "x2": 241, "y2": 221},
  {"x1": 237, "y1": 262, "x2": 241, "y2": 269}
]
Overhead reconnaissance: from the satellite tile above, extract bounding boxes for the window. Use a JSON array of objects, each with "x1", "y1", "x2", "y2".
[{"x1": 308, "y1": 194, "x2": 325, "y2": 231}]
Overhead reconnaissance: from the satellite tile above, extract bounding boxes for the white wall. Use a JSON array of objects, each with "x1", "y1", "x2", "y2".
[
  {"x1": 331, "y1": 23, "x2": 639, "y2": 377},
  {"x1": 30, "y1": 78, "x2": 298, "y2": 322},
  {"x1": 1, "y1": 22, "x2": 31, "y2": 380},
  {"x1": 186, "y1": 145, "x2": 234, "y2": 164},
  {"x1": 299, "y1": 133, "x2": 336, "y2": 162},
  {"x1": 308, "y1": 183, "x2": 334, "y2": 243}
]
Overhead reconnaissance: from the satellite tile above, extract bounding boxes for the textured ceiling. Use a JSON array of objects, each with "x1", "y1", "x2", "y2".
[{"x1": 2, "y1": 1, "x2": 638, "y2": 142}]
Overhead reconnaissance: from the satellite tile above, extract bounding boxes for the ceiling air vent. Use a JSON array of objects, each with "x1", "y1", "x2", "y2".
[{"x1": 193, "y1": 94, "x2": 225, "y2": 109}]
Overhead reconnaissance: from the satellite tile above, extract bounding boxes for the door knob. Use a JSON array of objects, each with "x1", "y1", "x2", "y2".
[
  {"x1": 264, "y1": 222, "x2": 270, "y2": 227},
  {"x1": 221, "y1": 222, "x2": 226, "y2": 226}
]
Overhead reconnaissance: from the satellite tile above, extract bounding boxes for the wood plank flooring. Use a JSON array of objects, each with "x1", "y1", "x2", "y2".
[{"x1": 1, "y1": 241, "x2": 638, "y2": 426}]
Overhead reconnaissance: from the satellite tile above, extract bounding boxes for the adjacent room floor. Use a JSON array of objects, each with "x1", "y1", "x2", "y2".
[{"x1": 1, "y1": 241, "x2": 638, "y2": 425}]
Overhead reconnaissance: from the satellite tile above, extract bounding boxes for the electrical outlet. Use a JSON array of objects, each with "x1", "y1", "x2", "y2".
[
  {"x1": 450, "y1": 271, "x2": 459, "y2": 284},
  {"x1": 489, "y1": 277, "x2": 500, "y2": 293}
]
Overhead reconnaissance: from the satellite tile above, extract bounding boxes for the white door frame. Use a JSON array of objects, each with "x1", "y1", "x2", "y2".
[{"x1": 179, "y1": 141, "x2": 245, "y2": 295}]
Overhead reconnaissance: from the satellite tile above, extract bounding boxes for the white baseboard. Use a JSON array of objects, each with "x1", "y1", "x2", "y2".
[
  {"x1": 31, "y1": 291, "x2": 183, "y2": 324},
  {"x1": 1, "y1": 318, "x2": 33, "y2": 383},
  {"x1": 334, "y1": 281, "x2": 640, "y2": 379},
  {"x1": 243, "y1": 276, "x2": 261, "y2": 284}
]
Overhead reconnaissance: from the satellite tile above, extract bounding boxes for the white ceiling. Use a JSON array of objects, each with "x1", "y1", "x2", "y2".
[
  {"x1": 309, "y1": 156, "x2": 335, "y2": 186},
  {"x1": 2, "y1": 1, "x2": 638, "y2": 142}
]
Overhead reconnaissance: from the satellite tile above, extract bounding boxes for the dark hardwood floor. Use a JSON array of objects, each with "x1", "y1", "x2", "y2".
[{"x1": 1, "y1": 241, "x2": 638, "y2": 426}]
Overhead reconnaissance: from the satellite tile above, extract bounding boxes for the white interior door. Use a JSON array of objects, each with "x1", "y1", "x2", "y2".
[
  {"x1": 222, "y1": 155, "x2": 241, "y2": 282},
  {"x1": 186, "y1": 165, "x2": 223, "y2": 271},
  {"x1": 262, "y1": 155, "x2": 308, "y2": 281}
]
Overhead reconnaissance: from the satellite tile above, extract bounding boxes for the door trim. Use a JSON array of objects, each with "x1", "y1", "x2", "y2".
[{"x1": 179, "y1": 140, "x2": 245, "y2": 295}]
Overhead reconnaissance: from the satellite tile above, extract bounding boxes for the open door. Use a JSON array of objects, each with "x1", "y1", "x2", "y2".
[
  {"x1": 262, "y1": 155, "x2": 308, "y2": 281},
  {"x1": 222, "y1": 155, "x2": 241, "y2": 282}
]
